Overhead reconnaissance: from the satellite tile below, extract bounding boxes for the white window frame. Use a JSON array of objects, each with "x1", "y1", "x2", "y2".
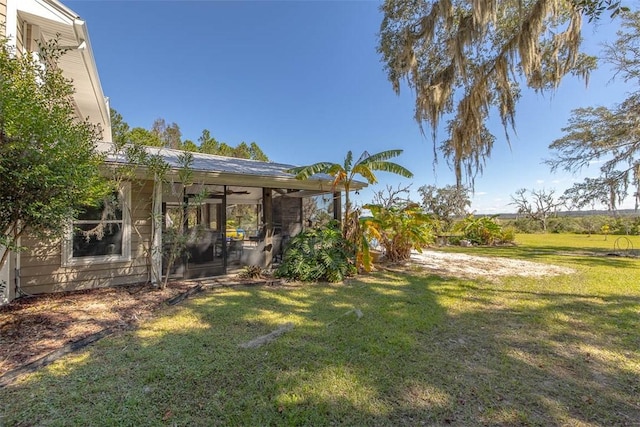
[{"x1": 62, "y1": 183, "x2": 131, "y2": 266}]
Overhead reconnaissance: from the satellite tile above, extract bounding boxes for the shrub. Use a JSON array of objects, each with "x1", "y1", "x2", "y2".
[
  {"x1": 499, "y1": 226, "x2": 517, "y2": 244},
  {"x1": 239, "y1": 265, "x2": 267, "y2": 279},
  {"x1": 454, "y1": 215, "x2": 510, "y2": 245},
  {"x1": 362, "y1": 203, "x2": 435, "y2": 264},
  {"x1": 275, "y1": 221, "x2": 356, "y2": 283}
]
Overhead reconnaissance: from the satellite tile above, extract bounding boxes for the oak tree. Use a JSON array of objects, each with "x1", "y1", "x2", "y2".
[
  {"x1": 378, "y1": 0, "x2": 614, "y2": 187},
  {"x1": 549, "y1": 11, "x2": 640, "y2": 211}
]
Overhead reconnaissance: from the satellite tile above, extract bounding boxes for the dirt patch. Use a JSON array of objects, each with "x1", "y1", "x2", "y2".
[{"x1": 410, "y1": 250, "x2": 576, "y2": 281}]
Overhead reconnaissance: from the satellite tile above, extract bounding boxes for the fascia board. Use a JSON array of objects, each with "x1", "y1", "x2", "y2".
[
  {"x1": 17, "y1": 0, "x2": 75, "y2": 26},
  {"x1": 72, "y1": 18, "x2": 112, "y2": 141}
]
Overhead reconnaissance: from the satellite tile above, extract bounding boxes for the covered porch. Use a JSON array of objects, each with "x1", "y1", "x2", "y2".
[
  {"x1": 98, "y1": 143, "x2": 364, "y2": 285},
  {"x1": 160, "y1": 183, "x2": 335, "y2": 280}
]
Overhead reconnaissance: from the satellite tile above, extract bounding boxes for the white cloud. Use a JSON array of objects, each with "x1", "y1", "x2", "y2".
[{"x1": 536, "y1": 179, "x2": 545, "y2": 185}]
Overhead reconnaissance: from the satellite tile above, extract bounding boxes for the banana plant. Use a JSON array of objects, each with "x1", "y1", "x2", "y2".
[
  {"x1": 359, "y1": 202, "x2": 435, "y2": 270},
  {"x1": 286, "y1": 149, "x2": 413, "y2": 238}
]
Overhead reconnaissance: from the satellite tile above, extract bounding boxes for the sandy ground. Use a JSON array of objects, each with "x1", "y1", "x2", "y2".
[{"x1": 410, "y1": 250, "x2": 576, "y2": 281}]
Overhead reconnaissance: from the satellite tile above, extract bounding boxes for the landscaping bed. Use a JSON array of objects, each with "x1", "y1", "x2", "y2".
[{"x1": 0, "y1": 282, "x2": 194, "y2": 377}]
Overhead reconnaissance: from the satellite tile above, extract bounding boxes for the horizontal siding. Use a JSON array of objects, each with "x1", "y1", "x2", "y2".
[
  {"x1": 16, "y1": 17, "x2": 23, "y2": 53},
  {"x1": 0, "y1": 1, "x2": 6, "y2": 28},
  {"x1": 19, "y1": 181, "x2": 155, "y2": 296},
  {"x1": 20, "y1": 274, "x2": 149, "y2": 296}
]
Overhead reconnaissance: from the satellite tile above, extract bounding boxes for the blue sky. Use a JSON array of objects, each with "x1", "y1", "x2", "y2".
[{"x1": 66, "y1": 0, "x2": 634, "y2": 213}]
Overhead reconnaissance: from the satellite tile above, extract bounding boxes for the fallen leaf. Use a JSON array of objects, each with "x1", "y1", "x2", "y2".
[{"x1": 162, "y1": 409, "x2": 173, "y2": 421}]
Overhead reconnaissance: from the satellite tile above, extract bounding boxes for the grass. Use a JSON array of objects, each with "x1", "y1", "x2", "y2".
[{"x1": 1, "y1": 234, "x2": 639, "y2": 426}]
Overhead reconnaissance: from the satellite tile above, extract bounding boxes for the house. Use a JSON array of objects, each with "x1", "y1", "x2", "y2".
[{"x1": 0, "y1": 0, "x2": 361, "y2": 305}]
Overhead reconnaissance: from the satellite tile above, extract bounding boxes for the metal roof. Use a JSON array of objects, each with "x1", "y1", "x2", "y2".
[{"x1": 96, "y1": 142, "x2": 367, "y2": 192}]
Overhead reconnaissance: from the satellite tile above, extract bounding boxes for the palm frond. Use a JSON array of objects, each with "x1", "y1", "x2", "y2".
[
  {"x1": 285, "y1": 162, "x2": 336, "y2": 180},
  {"x1": 343, "y1": 150, "x2": 354, "y2": 172},
  {"x1": 364, "y1": 161, "x2": 414, "y2": 178},
  {"x1": 353, "y1": 166, "x2": 378, "y2": 184},
  {"x1": 359, "y1": 149, "x2": 404, "y2": 164}
]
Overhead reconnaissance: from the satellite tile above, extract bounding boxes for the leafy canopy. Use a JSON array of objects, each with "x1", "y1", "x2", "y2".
[
  {"x1": 548, "y1": 11, "x2": 640, "y2": 211},
  {"x1": 378, "y1": 0, "x2": 603, "y2": 187},
  {"x1": 111, "y1": 109, "x2": 271, "y2": 161},
  {"x1": 0, "y1": 37, "x2": 107, "y2": 267}
]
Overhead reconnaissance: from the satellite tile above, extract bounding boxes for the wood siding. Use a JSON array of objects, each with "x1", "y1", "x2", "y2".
[
  {"x1": 0, "y1": 1, "x2": 6, "y2": 29},
  {"x1": 15, "y1": 16, "x2": 23, "y2": 53},
  {"x1": 19, "y1": 181, "x2": 155, "y2": 295}
]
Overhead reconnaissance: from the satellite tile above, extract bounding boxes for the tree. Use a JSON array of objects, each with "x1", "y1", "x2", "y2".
[
  {"x1": 372, "y1": 183, "x2": 413, "y2": 209},
  {"x1": 418, "y1": 184, "x2": 471, "y2": 231},
  {"x1": 560, "y1": 176, "x2": 627, "y2": 213},
  {"x1": 151, "y1": 118, "x2": 182, "y2": 149},
  {"x1": 110, "y1": 108, "x2": 130, "y2": 144},
  {"x1": 181, "y1": 139, "x2": 198, "y2": 152},
  {"x1": 378, "y1": 0, "x2": 605, "y2": 188},
  {"x1": 129, "y1": 127, "x2": 163, "y2": 147},
  {"x1": 196, "y1": 130, "x2": 269, "y2": 160},
  {"x1": 249, "y1": 142, "x2": 269, "y2": 161},
  {"x1": 233, "y1": 142, "x2": 252, "y2": 159},
  {"x1": 511, "y1": 188, "x2": 562, "y2": 232},
  {"x1": 286, "y1": 150, "x2": 414, "y2": 236},
  {"x1": 0, "y1": 37, "x2": 107, "y2": 269},
  {"x1": 198, "y1": 129, "x2": 219, "y2": 154},
  {"x1": 548, "y1": 11, "x2": 640, "y2": 211},
  {"x1": 164, "y1": 122, "x2": 182, "y2": 149}
]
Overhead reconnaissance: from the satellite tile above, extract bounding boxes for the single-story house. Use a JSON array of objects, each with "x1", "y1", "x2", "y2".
[{"x1": 0, "y1": 0, "x2": 363, "y2": 305}]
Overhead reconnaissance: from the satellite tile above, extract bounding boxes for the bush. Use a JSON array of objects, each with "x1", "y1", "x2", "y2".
[
  {"x1": 454, "y1": 215, "x2": 511, "y2": 245},
  {"x1": 547, "y1": 217, "x2": 581, "y2": 234},
  {"x1": 275, "y1": 221, "x2": 356, "y2": 283},
  {"x1": 499, "y1": 226, "x2": 517, "y2": 244},
  {"x1": 362, "y1": 203, "x2": 435, "y2": 265}
]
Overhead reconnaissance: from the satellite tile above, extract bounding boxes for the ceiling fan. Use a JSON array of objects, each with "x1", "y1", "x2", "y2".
[
  {"x1": 210, "y1": 189, "x2": 251, "y2": 196},
  {"x1": 185, "y1": 189, "x2": 251, "y2": 199}
]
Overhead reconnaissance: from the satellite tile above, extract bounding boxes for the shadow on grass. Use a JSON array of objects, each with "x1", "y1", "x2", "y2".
[{"x1": 1, "y1": 271, "x2": 639, "y2": 426}]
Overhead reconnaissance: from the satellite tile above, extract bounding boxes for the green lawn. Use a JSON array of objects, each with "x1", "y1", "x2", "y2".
[{"x1": 1, "y1": 234, "x2": 639, "y2": 426}]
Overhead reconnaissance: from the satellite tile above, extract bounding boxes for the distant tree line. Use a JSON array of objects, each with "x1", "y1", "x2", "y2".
[
  {"x1": 110, "y1": 108, "x2": 269, "y2": 161},
  {"x1": 504, "y1": 214, "x2": 640, "y2": 236}
]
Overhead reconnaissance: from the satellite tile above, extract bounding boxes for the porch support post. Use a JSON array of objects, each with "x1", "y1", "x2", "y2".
[
  {"x1": 262, "y1": 188, "x2": 273, "y2": 268},
  {"x1": 150, "y1": 175, "x2": 163, "y2": 286},
  {"x1": 333, "y1": 191, "x2": 342, "y2": 227}
]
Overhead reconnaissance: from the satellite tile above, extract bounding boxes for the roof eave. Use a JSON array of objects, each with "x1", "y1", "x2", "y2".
[{"x1": 99, "y1": 162, "x2": 366, "y2": 193}]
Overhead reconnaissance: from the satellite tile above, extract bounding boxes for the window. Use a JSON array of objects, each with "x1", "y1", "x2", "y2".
[{"x1": 63, "y1": 184, "x2": 131, "y2": 265}]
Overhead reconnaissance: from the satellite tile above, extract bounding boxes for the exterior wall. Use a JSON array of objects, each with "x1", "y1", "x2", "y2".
[
  {"x1": 0, "y1": 248, "x2": 11, "y2": 305},
  {"x1": 273, "y1": 196, "x2": 303, "y2": 237},
  {"x1": 18, "y1": 180, "x2": 154, "y2": 295},
  {"x1": 15, "y1": 14, "x2": 23, "y2": 53},
  {"x1": 0, "y1": 1, "x2": 6, "y2": 28}
]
